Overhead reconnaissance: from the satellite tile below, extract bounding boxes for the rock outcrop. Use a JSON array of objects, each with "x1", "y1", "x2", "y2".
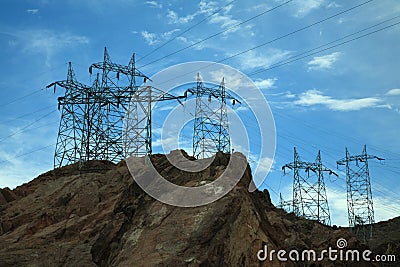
[{"x1": 0, "y1": 151, "x2": 398, "y2": 266}]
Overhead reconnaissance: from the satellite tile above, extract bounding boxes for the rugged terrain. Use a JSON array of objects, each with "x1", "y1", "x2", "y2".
[{"x1": 0, "y1": 150, "x2": 398, "y2": 266}]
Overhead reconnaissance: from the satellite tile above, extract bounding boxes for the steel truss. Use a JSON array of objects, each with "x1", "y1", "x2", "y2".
[
  {"x1": 282, "y1": 148, "x2": 337, "y2": 225},
  {"x1": 337, "y1": 145, "x2": 384, "y2": 241},
  {"x1": 50, "y1": 47, "x2": 181, "y2": 170},
  {"x1": 185, "y1": 73, "x2": 240, "y2": 159}
]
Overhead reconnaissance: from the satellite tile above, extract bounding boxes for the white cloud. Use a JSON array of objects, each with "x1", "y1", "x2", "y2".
[
  {"x1": 12, "y1": 30, "x2": 89, "y2": 51},
  {"x1": 175, "y1": 36, "x2": 208, "y2": 50},
  {"x1": 325, "y1": 187, "x2": 348, "y2": 226},
  {"x1": 162, "y1": 28, "x2": 180, "y2": 39},
  {"x1": 26, "y1": 9, "x2": 39, "y2": 14},
  {"x1": 285, "y1": 91, "x2": 296, "y2": 98},
  {"x1": 167, "y1": 1, "x2": 241, "y2": 33},
  {"x1": 4, "y1": 29, "x2": 89, "y2": 66},
  {"x1": 291, "y1": 0, "x2": 325, "y2": 17},
  {"x1": 294, "y1": 89, "x2": 382, "y2": 111},
  {"x1": 247, "y1": 3, "x2": 270, "y2": 12},
  {"x1": 209, "y1": 9, "x2": 240, "y2": 33},
  {"x1": 198, "y1": 0, "x2": 218, "y2": 15},
  {"x1": 235, "y1": 49, "x2": 291, "y2": 70},
  {"x1": 386, "y1": 88, "x2": 400, "y2": 96},
  {"x1": 326, "y1": 2, "x2": 341, "y2": 8},
  {"x1": 141, "y1": 31, "x2": 158, "y2": 45},
  {"x1": 326, "y1": 185, "x2": 400, "y2": 226},
  {"x1": 256, "y1": 156, "x2": 275, "y2": 174},
  {"x1": 253, "y1": 78, "x2": 276, "y2": 90},
  {"x1": 145, "y1": 1, "x2": 162, "y2": 9},
  {"x1": 167, "y1": 10, "x2": 196, "y2": 24},
  {"x1": 200, "y1": 1, "x2": 241, "y2": 33},
  {"x1": 0, "y1": 120, "x2": 56, "y2": 189},
  {"x1": 140, "y1": 29, "x2": 180, "y2": 46},
  {"x1": 307, "y1": 52, "x2": 341, "y2": 71}
]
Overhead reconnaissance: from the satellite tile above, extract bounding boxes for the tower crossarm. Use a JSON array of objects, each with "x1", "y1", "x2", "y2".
[
  {"x1": 47, "y1": 80, "x2": 91, "y2": 94},
  {"x1": 89, "y1": 61, "x2": 149, "y2": 80},
  {"x1": 184, "y1": 74, "x2": 241, "y2": 105},
  {"x1": 186, "y1": 86, "x2": 240, "y2": 101},
  {"x1": 89, "y1": 47, "x2": 150, "y2": 81},
  {"x1": 282, "y1": 161, "x2": 338, "y2": 176},
  {"x1": 337, "y1": 155, "x2": 384, "y2": 165}
]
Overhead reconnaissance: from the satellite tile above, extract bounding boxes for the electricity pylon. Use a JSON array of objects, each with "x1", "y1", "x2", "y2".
[
  {"x1": 337, "y1": 145, "x2": 384, "y2": 241},
  {"x1": 278, "y1": 193, "x2": 292, "y2": 212},
  {"x1": 186, "y1": 73, "x2": 240, "y2": 159},
  {"x1": 282, "y1": 148, "x2": 337, "y2": 225},
  {"x1": 48, "y1": 62, "x2": 90, "y2": 168},
  {"x1": 50, "y1": 47, "x2": 182, "y2": 170}
]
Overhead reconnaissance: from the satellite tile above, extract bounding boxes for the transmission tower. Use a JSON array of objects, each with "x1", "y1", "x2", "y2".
[
  {"x1": 186, "y1": 73, "x2": 240, "y2": 159},
  {"x1": 278, "y1": 193, "x2": 292, "y2": 212},
  {"x1": 48, "y1": 62, "x2": 91, "y2": 168},
  {"x1": 337, "y1": 145, "x2": 384, "y2": 241},
  {"x1": 50, "y1": 47, "x2": 182, "y2": 170},
  {"x1": 282, "y1": 148, "x2": 337, "y2": 225},
  {"x1": 86, "y1": 47, "x2": 150, "y2": 166}
]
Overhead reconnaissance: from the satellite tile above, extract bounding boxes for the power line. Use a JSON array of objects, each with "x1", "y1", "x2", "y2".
[
  {"x1": 138, "y1": 0, "x2": 294, "y2": 68},
  {"x1": 0, "y1": 63, "x2": 68, "y2": 108},
  {"x1": 0, "y1": 143, "x2": 55, "y2": 165},
  {"x1": 220, "y1": 0, "x2": 374, "y2": 63},
  {"x1": 0, "y1": 104, "x2": 55, "y2": 124},
  {"x1": 0, "y1": 109, "x2": 57, "y2": 143},
  {"x1": 0, "y1": 88, "x2": 45, "y2": 108},
  {"x1": 144, "y1": 0, "x2": 378, "y2": 88},
  {"x1": 248, "y1": 20, "x2": 400, "y2": 76},
  {"x1": 137, "y1": 0, "x2": 237, "y2": 63}
]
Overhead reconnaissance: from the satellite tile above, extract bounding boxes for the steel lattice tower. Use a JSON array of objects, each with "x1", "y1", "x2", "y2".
[
  {"x1": 88, "y1": 47, "x2": 150, "y2": 164},
  {"x1": 50, "y1": 47, "x2": 182, "y2": 170},
  {"x1": 337, "y1": 145, "x2": 384, "y2": 241},
  {"x1": 282, "y1": 148, "x2": 337, "y2": 225},
  {"x1": 278, "y1": 193, "x2": 292, "y2": 212},
  {"x1": 49, "y1": 62, "x2": 91, "y2": 168},
  {"x1": 187, "y1": 73, "x2": 239, "y2": 159}
]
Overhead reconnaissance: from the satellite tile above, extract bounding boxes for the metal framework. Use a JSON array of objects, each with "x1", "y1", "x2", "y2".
[
  {"x1": 337, "y1": 145, "x2": 384, "y2": 241},
  {"x1": 282, "y1": 148, "x2": 337, "y2": 225},
  {"x1": 278, "y1": 193, "x2": 292, "y2": 212},
  {"x1": 49, "y1": 62, "x2": 91, "y2": 168},
  {"x1": 50, "y1": 47, "x2": 181, "y2": 170},
  {"x1": 186, "y1": 73, "x2": 239, "y2": 159}
]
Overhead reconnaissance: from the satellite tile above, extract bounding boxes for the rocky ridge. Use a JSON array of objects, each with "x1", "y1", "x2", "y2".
[{"x1": 0, "y1": 151, "x2": 398, "y2": 266}]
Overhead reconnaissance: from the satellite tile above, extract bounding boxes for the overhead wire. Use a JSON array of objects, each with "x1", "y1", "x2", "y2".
[
  {"x1": 248, "y1": 20, "x2": 400, "y2": 76},
  {"x1": 0, "y1": 143, "x2": 55, "y2": 165},
  {"x1": 0, "y1": 62, "x2": 68, "y2": 108},
  {"x1": 143, "y1": 0, "x2": 381, "y2": 88},
  {"x1": 0, "y1": 104, "x2": 55, "y2": 124},
  {"x1": 0, "y1": 109, "x2": 57, "y2": 143},
  {"x1": 138, "y1": 0, "x2": 295, "y2": 68},
  {"x1": 0, "y1": 88, "x2": 45, "y2": 108},
  {"x1": 137, "y1": 0, "x2": 237, "y2": 63}
]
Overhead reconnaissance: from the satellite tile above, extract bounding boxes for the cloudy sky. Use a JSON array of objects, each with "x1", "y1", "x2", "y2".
[{"x1": 0, "y1": 0, "x2": 399, "y2": 226}]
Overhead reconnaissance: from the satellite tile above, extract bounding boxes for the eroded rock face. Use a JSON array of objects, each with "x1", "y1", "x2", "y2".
[{"x1": 0, "y1": 151, "x2": 396, "y2": 266}]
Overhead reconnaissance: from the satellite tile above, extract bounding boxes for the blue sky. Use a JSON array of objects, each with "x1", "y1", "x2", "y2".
[{"x1": 0, "y1": 0, "x2": 399, "y2": 226}]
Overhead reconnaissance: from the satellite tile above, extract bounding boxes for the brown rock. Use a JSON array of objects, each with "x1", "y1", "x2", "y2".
[{"x1": 0, "y1": 152, "x2": 397, "y2": 266}]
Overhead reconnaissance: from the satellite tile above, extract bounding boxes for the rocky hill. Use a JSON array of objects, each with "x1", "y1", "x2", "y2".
[{"x1": 0, "y1": 151, "x2": 398, "y2": 266}]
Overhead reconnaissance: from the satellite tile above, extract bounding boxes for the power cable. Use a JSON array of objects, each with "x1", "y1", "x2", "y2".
[
  {"x1": 0, "y1": 110, "x2": 57, "y2": 143},
  {"x1": 138, "y1": 0, "x2": 295, "y2": 68},
  {"x1": 137, "y1": 0, "x2": 237, "y2": 63},
  {"x1": 146, "y1": 1, "x2": 383, "y2": 89},
  {"x1": 248, "y1": 20, "x2": 400, "y2": 76},
  {"x1": 0, "y1": 143, "x2": 55, "y2": 165},
  {"x1": 0, "y1": 104, "x2": 55, "y2": 124}
]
